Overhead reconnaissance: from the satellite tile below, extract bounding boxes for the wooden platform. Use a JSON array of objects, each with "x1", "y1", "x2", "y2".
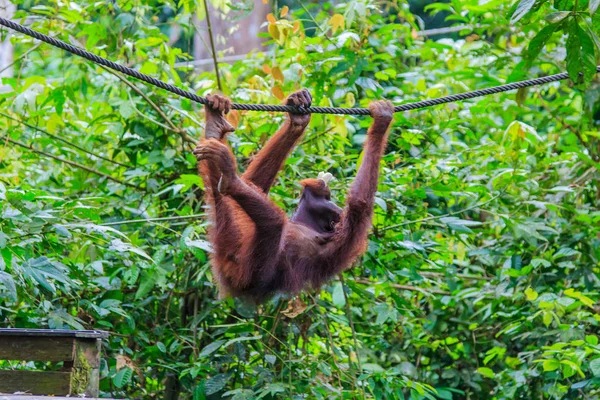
[
  {"x1": 1, "y1": 396, "x2": 106, "y2": 400},
  {"x1": 0, "y1": 328, "x2": 108, "y2": 339},
  {"x1": 0, "y1": 328, "x2": 108, "y2": 397}
]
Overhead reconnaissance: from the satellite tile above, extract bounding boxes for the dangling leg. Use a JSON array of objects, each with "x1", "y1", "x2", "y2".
[{"x1": 195, "y1": 139, "x2": 286, "y2": 289}]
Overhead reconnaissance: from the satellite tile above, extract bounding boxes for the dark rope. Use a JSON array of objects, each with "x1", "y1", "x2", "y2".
[{"x1": 1, "y1": 17, "x2": 598, "y2": 115}]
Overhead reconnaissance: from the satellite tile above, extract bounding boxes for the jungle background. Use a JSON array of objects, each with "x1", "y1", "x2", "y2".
[{"x1": 1, "y1": 0, "x2": 600, "y2": 398}]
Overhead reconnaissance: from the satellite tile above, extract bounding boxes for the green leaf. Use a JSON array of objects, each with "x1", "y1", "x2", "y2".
[
  {"x1": 526, "y1": 23, "x2": 560, "y2": 63},
  {"x1": 199, "y1": 340, "x2": 226, "y2": 358},
  {"x1": 516, "y1": 87, "x2": 528, "y2": 106},
  {"x1": 435, "y1": 389, "x2": 454, "y2": 400},
  {"x1": 578, "y1": 25, "x2": 598, "y2": 83},
  {"x1": 440, "y1": 217, "x2": 482, "y2": 233},
  {"x1": 590, "y1": 358, "x2": 600, "y2": 376},
  {"x1": 53, "y1": 224, "x2": 72, "y2": 238},
  {"x1": 510, "y1": 0, "x2": 536, "y2": 23},
  {"x1": 265, "y1": 355, "x2": 276, "y2": 365},
  {"x1": 545, "y1": 11, "x2": 571, "y2": 23},
  {"x1": 562, "y1": 362, "x2": 576, "y2": 379},
  {"x1": 157, "y1": 342, "x2": 166, "y2": 353},
  {"x1": 571, "y1": 379, "x2": 591, "y2": 390},
  {"x1": 0, "y1": 271, "x2": 17, "y2": 302},
  {"x1": 135, "y1": 270, "x2": 157, "y2": 300},
  {"x1": 228, "y1": 389, "x2": 255, "y2": 400},
  {"x1": 591, "y1": 0, "x2": 600, "y2": 15},
  {"x1": 193, "y1": 382, "x2": 207, "y2": 400},
  {"x1": 531, "y1": 258, "x2": 551, "y2": 268},
  {"x1": 362, "y1": 363, "x2": 385, "y2": 373},
  {"x1": 542, "y1": 312, "x2": 552, "y2": 327},
  {"x1": 586, "y1": 335, "x2": 599, "y2": 346},
  {"x1": 476, "y1": 367, "x2": 495, "y2": 379},
  {"x1": 318, "y1": 361, "x2": 332, "y2": 376},
  {"x1": 224, "y1": 335, "x2": 261, "y2": 347},
  {"x1": 373, "y1": 303, "x2": 398, "y2": 325},
  {"x1": 25, "y1": 266, "x2": 55, "y2": 293},
  {"x1": 175, "y1": 174, "x2": 204, "y2": 191},
  {"x1": 112, "y1": 367, "x2": 133, "y2": 388},
  {"x1": 119, "y1": 101, "x2": 135, "y2": 119},
  {"x1": 525, "y1": 287, "x2": 538, "y2": 301},
  {"x1": 566, "y1": 20, "x2": 598, "y2": 83},
  {"x1": 257, "y1": 383, "x2": 286, "y2": 398},
  {"x1": 332, "y1": 281, "x2": 346, "y2": 308},
  {"x1": 542, "y1": 359, "x2": 560, "y2": 372},
  {"x1": 109, "y1": 239, "x2": 154, "y2": 261},
  {"x1": 184, "y1": 238, "x2": 213, "y2": 252},
  {"x1": 561, "y1": 360, "x2": 584, "y2": 378},
  {"x1": 204, "y1": 373, "x2": 231, "y2": 396},
  {"x1": 553, "y1": 247, "x2": 579, "y2": 259}
]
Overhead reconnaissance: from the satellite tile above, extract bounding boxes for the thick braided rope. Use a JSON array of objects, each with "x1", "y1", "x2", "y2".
[{"x1": 1, "y1": 17, "x2": 598, "y2": 115}]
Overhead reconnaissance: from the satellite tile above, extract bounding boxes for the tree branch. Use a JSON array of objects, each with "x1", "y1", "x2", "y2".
[
  {"x1": 536, "y1": 92, "x2": 589, "y2": 152},
  {"x1": 202, "y1": 0, "x2": 223, "y2": 92},
  {"x1": 355, "y1": 278, "x2": 450, "y2": 295},
  {"x1": 298, "y1": 1, "x2": 340, "y2": 49},
  {"x1": 98, "y1": 65, "x2": 195, "y2": 145},
  {"x1": 0, "y1": 112, "x2": 132, "y2": 168},
  {"x1": 7, "y1": 138, "x2": 142, "y2": 190},
  {"x1": 339, "y1": 273, "x2": 364, "y2": 398},
  {"x1": 101, "y1": 214, "x2": 204, "y2": 226},
  {"x1": 308, "y1": 294, "x2": 345, "y2": 389},
  {"x1": 0, "y1": 43, "x2": 41, "y2": 75},
  {"x1": 418, "y1": 271, "x2": 492, "y2": 281},
  {"x1": 381, "y1": 193, "x2": 501, "y2": 231}
]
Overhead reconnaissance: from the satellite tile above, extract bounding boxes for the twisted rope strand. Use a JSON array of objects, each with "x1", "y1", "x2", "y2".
[{"x1": 1, "y1": 17, "x2": 598, "y2": 115}]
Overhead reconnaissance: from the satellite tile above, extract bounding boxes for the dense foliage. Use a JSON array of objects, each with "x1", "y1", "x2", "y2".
[{"x1": 1, "y1": 0, "x2": 600, "y2": 398}]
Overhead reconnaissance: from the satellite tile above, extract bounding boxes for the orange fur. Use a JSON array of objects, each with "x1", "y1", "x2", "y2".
[{"x1": 195, "y1": 93, "x2": 394, "y2": 303}]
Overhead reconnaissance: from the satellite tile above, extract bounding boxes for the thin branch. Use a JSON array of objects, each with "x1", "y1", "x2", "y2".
[
  {"x1": 573, "y1": 166, "x2": 598, "y2": 185},
  {"x1": 308, "y1": 294, "x2": 344, "y2": 389},
  {"x1": 101, "y1": 64, "x2": 177, "y2": 131},
  {"x1": 174, "y1": 51, "x2": 275, "y2": 68},
  {"x1": 355, "y1": 278, "x2": 450, "y2": 295},
  {"x1": 339, "y1": 273, "x2": 365, "y2": 399},
  {"x1": 101, "y1": 214, "x2": 204, "y2": 226},
  {"x1": 298, "y1": 1, "x2": 339, "y2": 49},
  {"x1": 268, "y1": 300, "x2": 285, "y2": 346},
  {"x1": 0, "y1": 42, "x2": 41, "y2": 75},
  {"x1": 536, "y1": 92, "x2": 588, "y2": 149},
  {"x1": 98, "y1": 64, "x2": 195, "y2": 145},
  {"x1": 418, "y1": 271, "x2": 493, "y2": 281},
  {"x1": 126, "y1": 90, "x2": 181, "y2": 132},
  {"x1": 7, "y1": 138, "x2": 142, "y2": 190},
  {"x1": 202, "y1": 0, "x2": 223, "y2": 92},
  {"x1": 191, "y1": 18, "x2": 213, "y2": 61},
  {"x1": 0, "y1": 111, "x2": 132, "y2": 168},
  {"x1": 381, "y1": 193, "x2": 501, "y2": 231},
  {"x1": 416, "y1": 24, "x2": 481, "y2": 37},
  {"x1": 75, "y1": 31, "x2": 195, "y2": 148},
  {"x1": 301, "y1": 126, "x2": 335, "y2": 146},
  {"x1": 172, "y1": 26, "x2": 479, "y2": 69},
  {"x1": 536, "y1": 93, "x2": 580, "y2": 135},
  {"x1": 165, "y1": 104, "x2": 202, "y2": 129}
]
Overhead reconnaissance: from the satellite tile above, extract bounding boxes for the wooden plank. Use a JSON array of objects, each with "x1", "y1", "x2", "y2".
[
  {"x1": 0, "y1": 371, "x2": 71, "y2": 395},
  {"x1": 0, "y1": 337, "x2": 74, "y2": 362},
  {"x1": 0, "y1": 397, "x2": 106, "y2": 400},
  {"x1": 0, "y1": 396, "x2": 111, "y2": 400},
  {"x1": 0, "y1": 329, "x2": 108, "y2": 339}
]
